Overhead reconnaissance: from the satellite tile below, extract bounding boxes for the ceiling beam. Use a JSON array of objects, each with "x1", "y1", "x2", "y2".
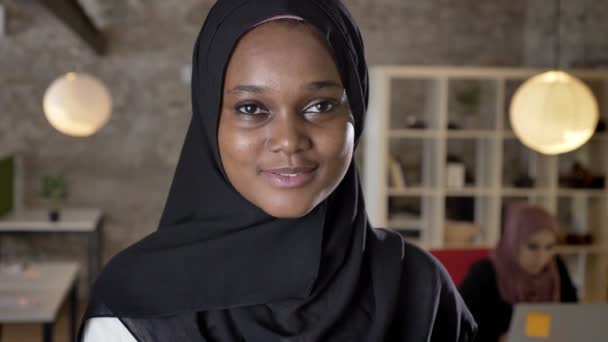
[{"x1": 40, "y1": 0, "x2": 107, "y2": 55}]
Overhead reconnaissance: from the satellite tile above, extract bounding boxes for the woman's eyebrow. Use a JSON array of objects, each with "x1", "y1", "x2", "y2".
[
  {"x1": 227, "y1": 85, "x2": 266, "y2": 95},
  {"x1": 226, "y1": 81, "x2": 343, "y2": 95},
  {"x1": 306, "y1": 80, "x2": 343, "y2": 91}
]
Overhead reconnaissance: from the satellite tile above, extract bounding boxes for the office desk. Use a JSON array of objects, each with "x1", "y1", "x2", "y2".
[
  {"x1": 0, "y1": 209, "x2": 104, "y2": 288},
  {"x1": 0, "y1": 262, "x2": 79, "y2": 342}
]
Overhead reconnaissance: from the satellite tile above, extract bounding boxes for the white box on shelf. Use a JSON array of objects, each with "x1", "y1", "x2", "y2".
[{"x1": 446, "y1": 162, "x2": 465, "y2": 188}]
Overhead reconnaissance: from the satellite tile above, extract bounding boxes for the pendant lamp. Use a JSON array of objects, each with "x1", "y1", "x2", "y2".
[
  {"x1": 509, "y1": 0, "x2": 598, "y2": 155},
  {"x1": 510, "y1": 71, "x2": 598, "y2": 155},
  {"x1": 43, "y1": 72, "x2": 112, "y2": 137}
]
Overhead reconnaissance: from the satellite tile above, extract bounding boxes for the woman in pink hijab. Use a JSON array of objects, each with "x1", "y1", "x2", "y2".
[{"x1": 459, "y1": 203, "x2": 578, "y2": 342}]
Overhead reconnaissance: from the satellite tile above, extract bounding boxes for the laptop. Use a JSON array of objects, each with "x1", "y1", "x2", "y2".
[{"x1": 508, "y1": 304, "x2": 608, "y2": 342}]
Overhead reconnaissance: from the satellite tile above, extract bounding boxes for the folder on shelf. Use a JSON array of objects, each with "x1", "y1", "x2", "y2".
[{"x1": 388, "y1": 156, "x2": 406, "y2": 189}]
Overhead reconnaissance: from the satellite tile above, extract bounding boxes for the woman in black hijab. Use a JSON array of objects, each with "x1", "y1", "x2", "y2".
[{"x1": 80, "y1": 1, "x2": 476, "y2": 341}]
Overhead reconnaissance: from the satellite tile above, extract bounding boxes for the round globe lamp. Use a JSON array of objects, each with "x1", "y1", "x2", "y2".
[
  {"x1": 43, "y1": 72, "x2": 112, "y2": 137},
  {"x1": 510, "y1": 70, "x2": 598, "y2": 155}
]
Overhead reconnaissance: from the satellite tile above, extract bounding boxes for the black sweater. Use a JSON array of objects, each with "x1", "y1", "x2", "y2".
[{"x1": 458, "y1": 256, "x2": 577, "y2": 342}]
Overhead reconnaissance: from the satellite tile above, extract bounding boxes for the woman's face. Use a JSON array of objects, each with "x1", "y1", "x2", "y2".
[
  {"x1": 517, "y1": 229, "x2": 557, "y2": 275},
  {"x1": 218, "y1": 21, "x2": 355, "y2": 218}
]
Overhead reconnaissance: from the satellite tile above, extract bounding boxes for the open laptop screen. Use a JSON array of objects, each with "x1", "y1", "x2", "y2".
[{"x1": 508, "y1": 304, "x2": 608, "y2": 342}]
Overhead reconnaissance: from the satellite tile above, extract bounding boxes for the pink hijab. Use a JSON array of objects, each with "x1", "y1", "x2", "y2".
[{"x1": 491, "y1": 203, "x2": 561, "y2": 304}]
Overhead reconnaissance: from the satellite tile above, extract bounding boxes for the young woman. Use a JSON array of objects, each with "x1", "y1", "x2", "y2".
[
  {"x1": 79, "y1": 1, "x2": 476, "y2": 340},
  {"x1": 459, "y1": 204, "x2": 578, "y2": 342}
]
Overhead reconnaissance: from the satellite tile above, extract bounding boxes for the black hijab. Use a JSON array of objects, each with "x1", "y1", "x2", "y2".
[{"x1": 81, "y1": 1, "x2": 476, "y2": 341}]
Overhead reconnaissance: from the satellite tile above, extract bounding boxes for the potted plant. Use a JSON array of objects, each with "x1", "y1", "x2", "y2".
[
  {"x1": 40, "y1": 175, "x2": 68, "y2": 222},
  {"x1": 451, "y1": 85, "x2": 481, "y2": 129}
]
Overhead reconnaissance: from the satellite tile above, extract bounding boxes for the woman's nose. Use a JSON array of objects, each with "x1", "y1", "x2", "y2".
[{"x1": 267, "y1": 111, "x2": 312, "y2": 155}]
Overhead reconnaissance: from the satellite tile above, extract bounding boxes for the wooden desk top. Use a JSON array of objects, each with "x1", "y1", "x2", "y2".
[{"x1": 0, "y1": 262, "x2": 79, "y2": 323}]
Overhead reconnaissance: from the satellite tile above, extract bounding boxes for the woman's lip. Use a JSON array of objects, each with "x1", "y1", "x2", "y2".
[
  {"x1": 260, "y1": 166, "x2": 318, "y2": 188},
  {"x1": 262, "y1": 166, "x2": 317, "y2": 174}
]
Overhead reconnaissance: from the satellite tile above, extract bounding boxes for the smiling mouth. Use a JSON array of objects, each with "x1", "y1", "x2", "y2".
[{"x1": 260, "y1": 166, "x2": 318, "y2": 188}]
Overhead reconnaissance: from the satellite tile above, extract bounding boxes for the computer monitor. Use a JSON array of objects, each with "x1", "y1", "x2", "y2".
[{"x1": 508, "y1": 303, "x2": 608, "y2": 342}]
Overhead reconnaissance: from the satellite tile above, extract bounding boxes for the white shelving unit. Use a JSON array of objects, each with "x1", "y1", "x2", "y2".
[{"x1": 363, "y1": 65, "x2": 608, "y2": 302}]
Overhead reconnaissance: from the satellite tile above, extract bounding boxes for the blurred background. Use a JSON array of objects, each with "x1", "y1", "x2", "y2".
[{"x1": 1, "y1": 0, "x2": 608, "y2": 341}]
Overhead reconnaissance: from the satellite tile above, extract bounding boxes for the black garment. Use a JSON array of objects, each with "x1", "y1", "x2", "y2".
[
  {"x1": 458, "y1": 256, "x2": 577, "y2": 342},
  {"x1": 79, "y1": 0, "x2": 476, "y2": 340},
  {"x1": 82, "y1": 236, "x2": 476, "y2": 341}
]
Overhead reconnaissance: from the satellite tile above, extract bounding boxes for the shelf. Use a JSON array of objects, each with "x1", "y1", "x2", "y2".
[
  {"x1": 388, "y1": 218, "x2": 422, "y2": 230},
  {"x1": 388, "y1": 187, "x2": 436, "y2": 196},
  {"x1": 446, "y1": 130, "x2": 497, "y2": 139},
  {"x1": 420, "y1": 243, "x2": 493, "y2": 250},
  {"x1": 502, "y1": 131, "x2": 517, "y2": 139},
  {"x1": 378, "y1": 65, "x2": 608, "y2": 79},
  {"x1": 388, "y1": 224, "x2": 421, "y2": 231},
  {"x1": 389, "y1": 187, "x2": 602, "y2": 198},
  {"x1": 445, "y1": 187, "x2": 493, "y2": 196},
  {"x1": 389, "y1": 129, "x2": 500, "y2": 139},
  {"x1": 555, "y1": 244, "x2": 607, "y2": 255},
  {"x1": 557, "y1": 189, "x2": 607, "y2": 197},
  {"x1": 503, "y1": 131, "x2": 608, "y2": 141},
  {"x1": 501, "y1": 188, "x2": 550, "y2": 196},
  {"x1": 388, "y1": 129, "x2": 438, "y2": 139}
]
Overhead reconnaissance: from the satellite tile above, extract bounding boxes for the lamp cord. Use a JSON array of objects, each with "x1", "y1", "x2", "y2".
[
  {"x1": 582, "y1": 0, "x2": 588, "y2": 67},
  {"x1": 554, "y1": 0, "x2": 561, "y2": 69}
]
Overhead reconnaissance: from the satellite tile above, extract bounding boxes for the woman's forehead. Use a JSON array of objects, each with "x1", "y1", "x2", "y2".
[
  {"x1": 224, "y1": 22, "x2": 342, "y2": 86},
  {"x1": 233, "y1": 21, "x2": 333, "y2": 60}
]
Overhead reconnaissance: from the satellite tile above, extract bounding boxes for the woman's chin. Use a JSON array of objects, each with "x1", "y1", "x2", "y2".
[
  {"x1": 257, "y1": 196, "x2": 320, "y2": 219},
  {"x1": 263, "y1": 204, "x2": 315, "y2": 219}
]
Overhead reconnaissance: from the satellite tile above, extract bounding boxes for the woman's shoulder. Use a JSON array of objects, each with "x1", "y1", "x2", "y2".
[
  {"x1": 554, "y1": 254, "x2": 569, "y2": 273},
  {"x1": 370, "y1": 228, "x2": 463, "y2": 285},
  {"x1": 82, "y1": 317, "x2": 136, "y2": 342},
  {"x1": 554, "y1": 255, "x2": 579, "y2": 302},
  {"x1": 467, "y1": 257, "x2": 496, "y2": 278},
  {"x1": 458, "y1": 256, "x2": 498, "y2": 297},
  {"x1": 401, "y1": 239, "x2": 447, "y2": 280},
  {"x1": 79, "y1": 294, "x2": 203, "y2": 341},
  {"x1": 388, "y1": 235, "x2": 478, "y2": 341},
  {"x1": 368, "y1": 228, "x2": 446, "y2": 283},
  {"x1": 399, "y1": 239, "x2": 472, "y2": 298},
  {"x1": 368, "y1": 228, "x2": 453, "y2": 303}
]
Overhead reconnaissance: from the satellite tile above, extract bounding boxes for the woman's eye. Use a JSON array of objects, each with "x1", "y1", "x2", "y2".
[
  {"x1": 236, "y1": 103, "x2": 267, "y2": 116},
  {"x1": 527, "y1": 243, "x2": 540, "y2": 251},
  {"x1": 305, "y1": 100, "x2": 336, "y2": 114}
]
